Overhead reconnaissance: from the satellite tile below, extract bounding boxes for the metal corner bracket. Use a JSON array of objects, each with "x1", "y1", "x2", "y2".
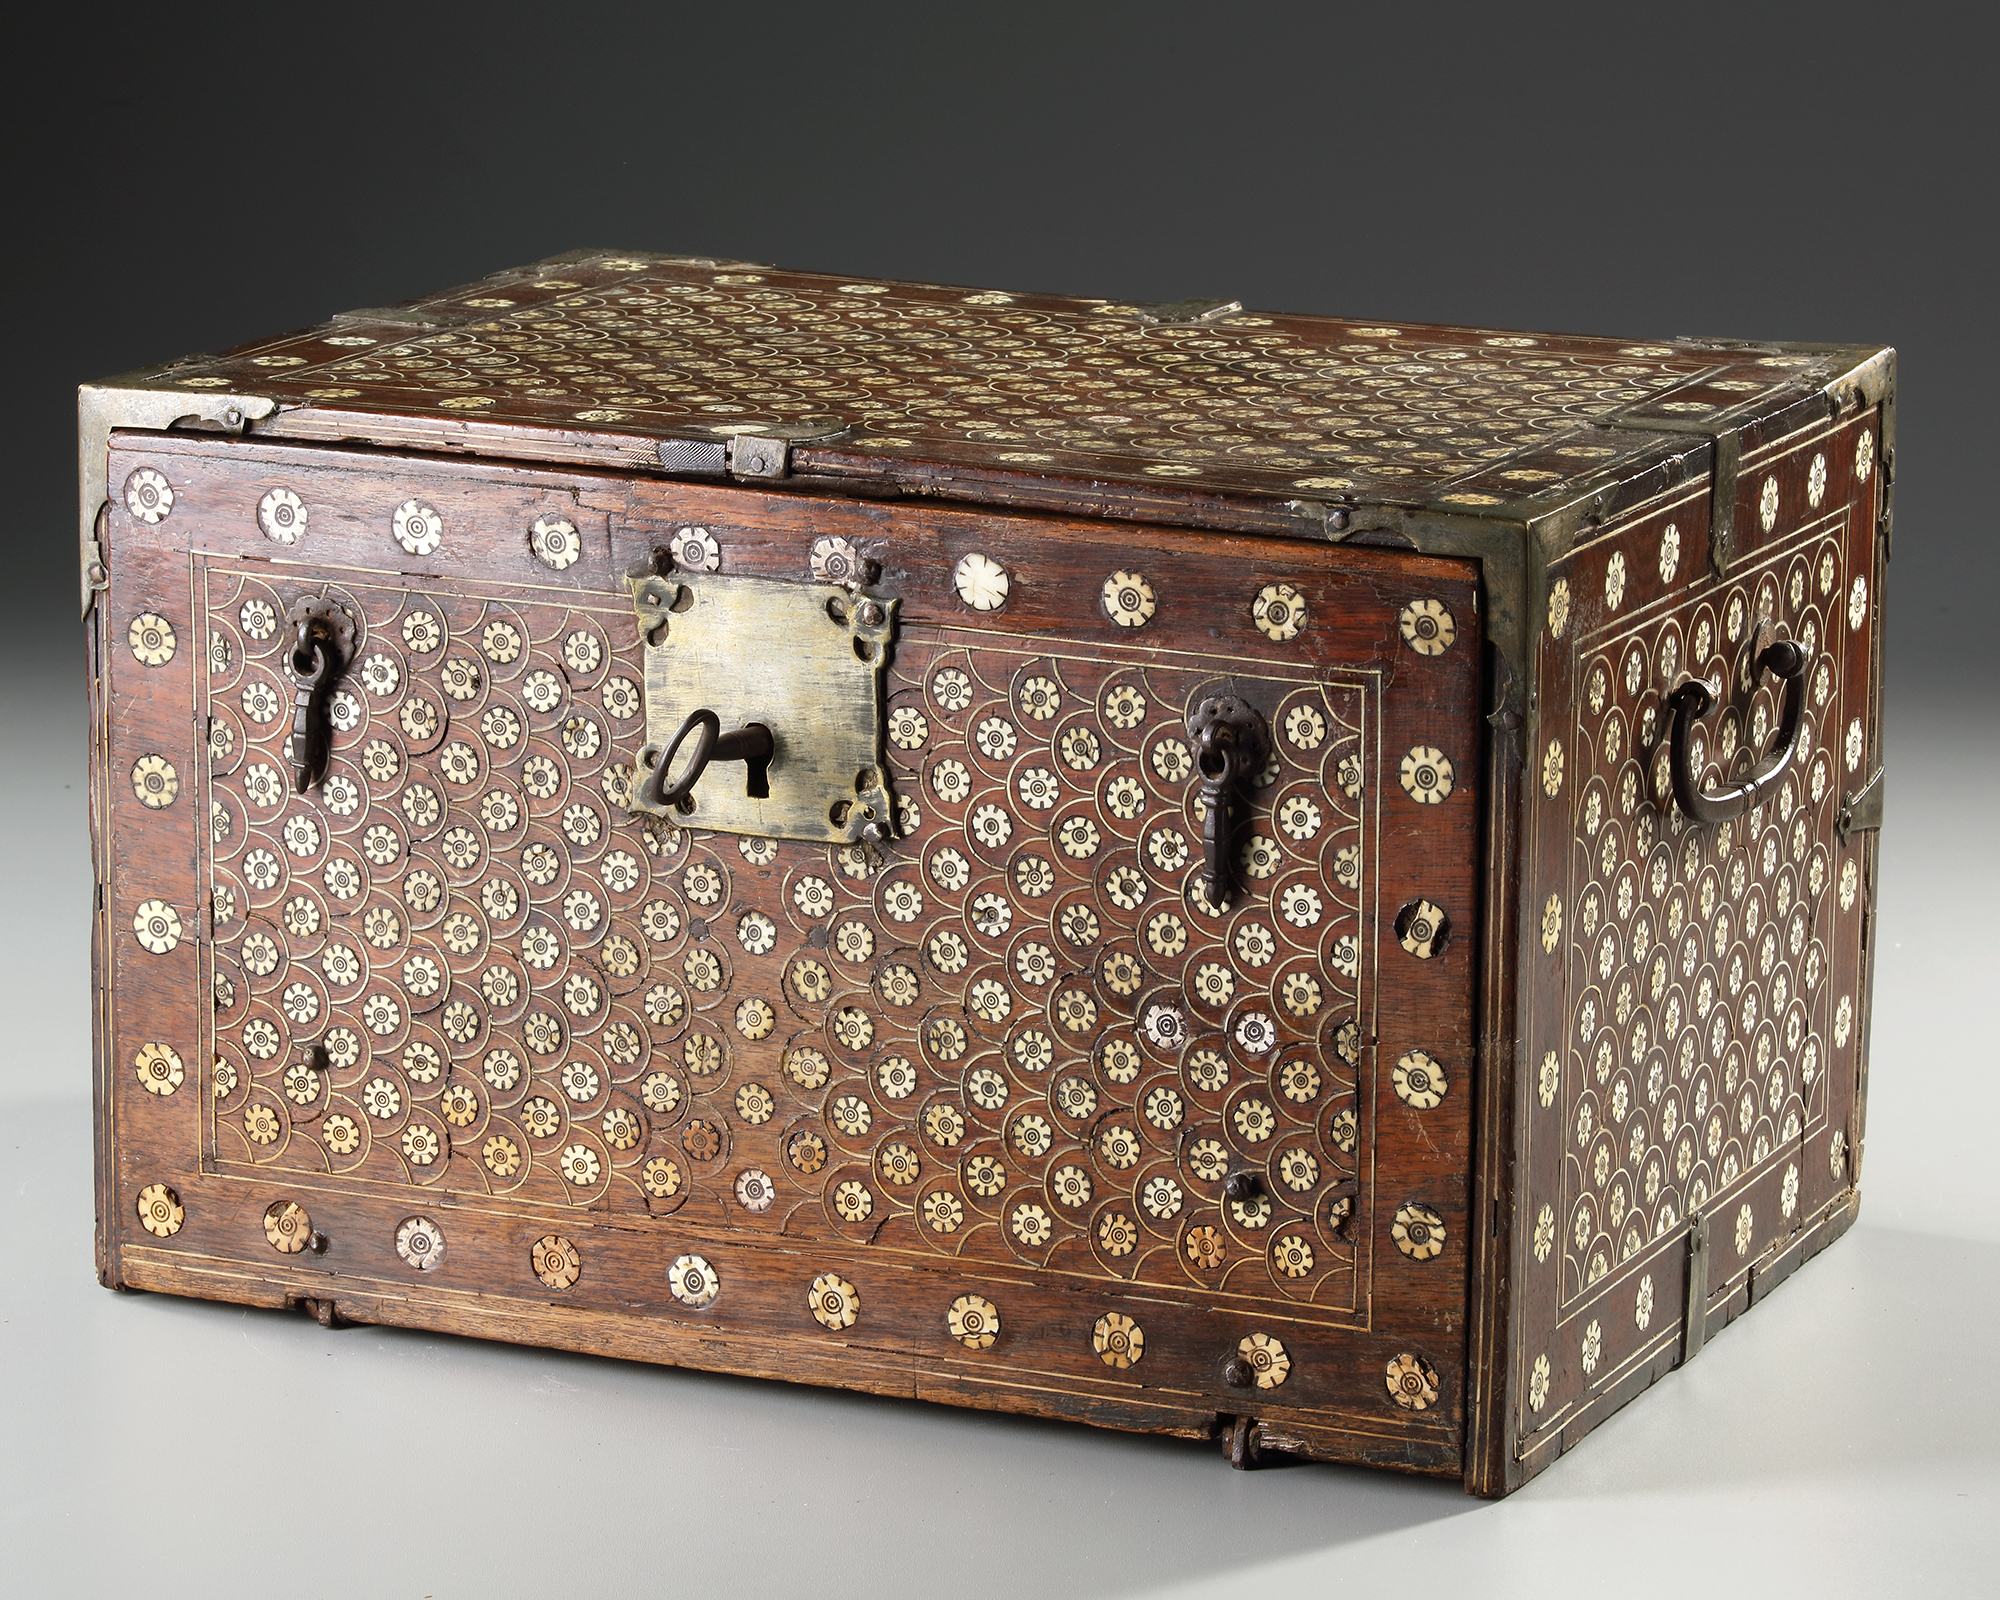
[{"x1": 78, "y1": 382, "x2": 279, "y2": 618}]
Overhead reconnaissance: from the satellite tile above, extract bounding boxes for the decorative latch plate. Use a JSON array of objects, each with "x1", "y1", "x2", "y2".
[{"x1": 625, "y1": 568, "x2": 899, "y2": 844}]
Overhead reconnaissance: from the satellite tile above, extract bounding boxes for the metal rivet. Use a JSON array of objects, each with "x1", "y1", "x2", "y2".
[
  {"x1": 308, "y1": 1231, "x2": 329, "y2": 1254},
  {"x1": 1223, "y1": 1356, "x2": 1256, "y2": 1389}
]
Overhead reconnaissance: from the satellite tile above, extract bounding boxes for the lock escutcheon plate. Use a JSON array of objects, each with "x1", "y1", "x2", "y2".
[{"x1": 626, "y1": 567, "x2": 899, "y2": 844}]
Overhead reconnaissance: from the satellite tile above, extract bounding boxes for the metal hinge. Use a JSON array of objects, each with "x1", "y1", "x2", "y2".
[
  {"x1": 1877, "y1": 442, "x2": 1897, "y2": 560},
  {"x1": 1602, "y1": 351, "x2": 1888, "y2": 582},
  {"x1": 1595, "y1": 413, "x2": 1746, "y2": 578},
  {"x1": 1125, "y1": 297, "x2": 1243, "y2": 327},
  {"x1": 1706, "y1": 430, "x2": 1743, "y2": 579},
  {"x1": 1282, "y1": 499, "x2": 1354, "y2": 539},
  {"x1": 529, "y1": 249, "x2": 775, "y2": 274},
  {"x1": 1838, "y1": 769, "x2": 1885, "y2": 843},
  {"x1": 1596, "y1": 399, "x2": 1750, "y2": 579},
  {"x1": 83, "y1": 519, "x2": 110, "y2": 602},
  {"x1": 655, "y1": 415, "x2": 850, "y2": 482},
  {"x1": 329, "y1": 305, "x2": 468, "y2": 330},
  {"x1": 1681, "y1": 1211, "x2": 1711, "y2": 1364}
]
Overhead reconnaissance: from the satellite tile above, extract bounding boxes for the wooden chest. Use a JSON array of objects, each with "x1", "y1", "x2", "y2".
[{"x1": 82, "y1": 251, "x2": 1891, "y2": 1495}]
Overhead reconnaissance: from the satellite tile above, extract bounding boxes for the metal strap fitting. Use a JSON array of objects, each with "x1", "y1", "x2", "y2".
[
  {"x1": 1838, "y1": 769, "x2": 1885, "y2": 843},
  {"x1": 1682, "y1": 1212, "x2": 1711, "y2": 1363},
  {"x1": 654, "y1": 415, "x2": 850, "y2": 481}
]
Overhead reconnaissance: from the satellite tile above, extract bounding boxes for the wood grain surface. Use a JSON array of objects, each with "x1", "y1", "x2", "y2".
[
  {"x1": 96, "y1": 432, "x2": 1482, "y2": 1477},
  {"x1": 1473, "y1": 404, "x2": 1884, "y2": 1493},
  {"x1": 83, "y1": 257, "x2": 1889, "y2": 1497}
]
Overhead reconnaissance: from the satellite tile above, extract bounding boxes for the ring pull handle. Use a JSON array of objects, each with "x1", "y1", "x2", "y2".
[
  {"x1": 1666, "y1": 640, "x2": 1809, "y2": 824},
  {"x1": 1186, "y1": 696, "x2": 1270, "y2": 906},
  {"x1": 637, "y1": 710, "x2": 775, "y2": 811}
]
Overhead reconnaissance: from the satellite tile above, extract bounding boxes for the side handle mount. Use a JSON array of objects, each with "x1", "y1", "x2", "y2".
[{"x1": 1666, "y1": 640, "x2": 1808, "y2": 824}]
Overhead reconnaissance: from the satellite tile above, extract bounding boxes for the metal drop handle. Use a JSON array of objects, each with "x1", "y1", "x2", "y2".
[
  {"x1": 1665, "y1": 640, "x2": 1809, "y2": 824},
  {"x1": 637, "y1": 709, "x2": 775, "y2": 811},
  {"x1": 286, "y1": 620, "x2": 346, "y2": 792},
  {"x1": 1186, "y1": 696, "x2": 1270, "y2": 906}
]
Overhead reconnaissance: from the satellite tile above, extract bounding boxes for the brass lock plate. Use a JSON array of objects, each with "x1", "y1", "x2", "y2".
[{"x1": 626, "y1": 568, "x2": 899, "y2": 843}]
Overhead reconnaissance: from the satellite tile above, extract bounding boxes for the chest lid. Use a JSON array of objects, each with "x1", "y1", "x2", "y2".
[{"x1": 94, "y1": 249, "x2": 1888, "y2": 514}]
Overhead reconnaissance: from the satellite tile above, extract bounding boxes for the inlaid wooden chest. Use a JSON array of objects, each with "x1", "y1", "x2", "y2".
[{"x1": 82, "y1": 252, "x2": 1891, "y2": 1494}]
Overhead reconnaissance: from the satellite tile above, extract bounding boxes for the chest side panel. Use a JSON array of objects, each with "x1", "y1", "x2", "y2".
[
  {"x1": 1509, "y1": 410, "x2": 1882, "y2": 1472},
  {"x1": 96, "y1": 434, "x2": 1481, "y2": 1470}
]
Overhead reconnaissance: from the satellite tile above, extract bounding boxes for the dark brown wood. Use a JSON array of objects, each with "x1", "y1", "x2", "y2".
[
  {"x1": 1490, "y1": 405, "x2": 1882, "y2": 1490},
  {"x1": 157, "y1": 254, "x2": 1777, "y2": 509},
  {"x1": 112, "y1": 250, "x2": 1878, "y2": 550},
  {"x1": 83, "y1": 253, "x2": 1892, "y2": 1498},
  {"x1": 94, "y1": 429, "x2": 1483, "y2": 1479}
]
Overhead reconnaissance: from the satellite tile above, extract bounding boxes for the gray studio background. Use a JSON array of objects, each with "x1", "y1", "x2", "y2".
[{"x1": 4, "y1": 5, "x2": 1993, "y2": 1595}]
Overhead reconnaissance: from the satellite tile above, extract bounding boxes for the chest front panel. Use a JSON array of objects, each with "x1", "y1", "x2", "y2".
[{"x1": 98, "y1": 433, "x2": 1482, "y2": 1469}]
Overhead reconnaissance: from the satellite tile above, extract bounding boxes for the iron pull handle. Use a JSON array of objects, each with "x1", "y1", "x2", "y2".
[
  {"x1": 286, "y1": 624, "x2": 346, "y2": 793},
  {"x1": 1187, "y1": 696, "x2": 1270, "y2": 906},
  {"x1": 638, "y1": 709, "x2": 775, "y2": 811},
  {"x1": 1666, "y1": 640, "x2": 1809, "y2": 824}
]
